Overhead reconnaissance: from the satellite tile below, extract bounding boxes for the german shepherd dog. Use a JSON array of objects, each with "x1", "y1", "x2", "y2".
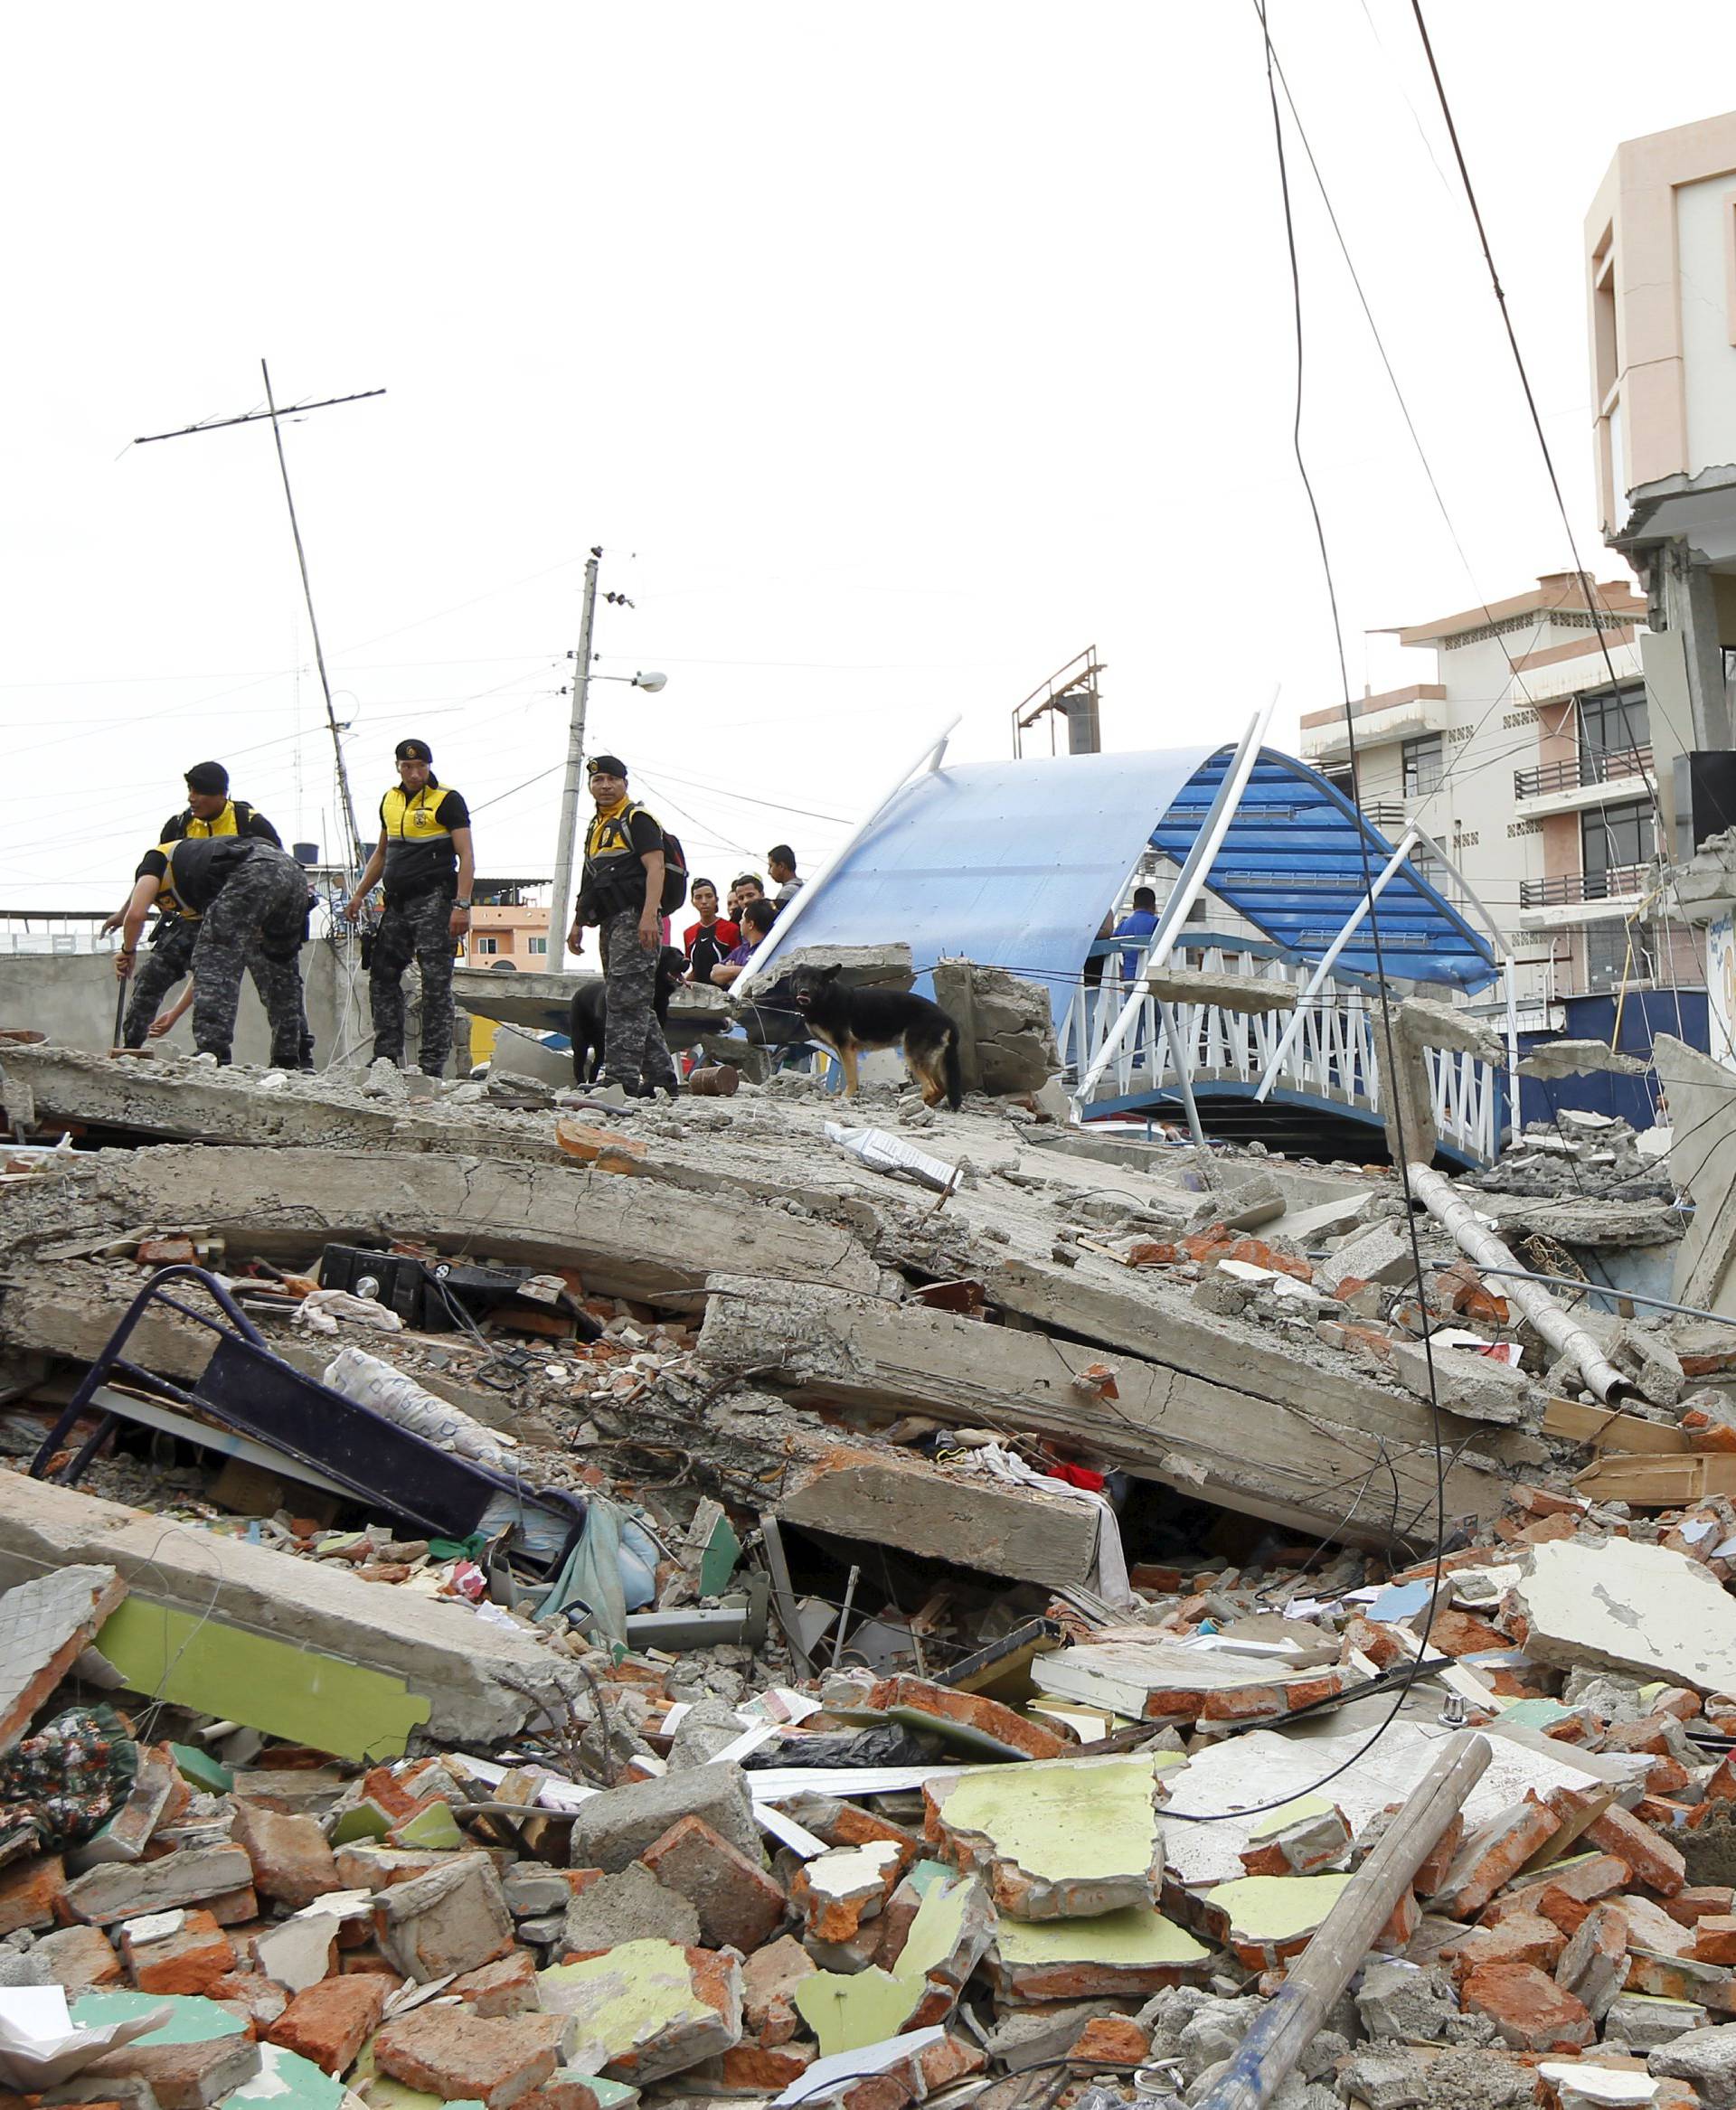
[
  {"x1": 787, "y1": 964, "x2": 964, "y2": 1109},
  {"x1": 569, "y1": 946, "x2": 687, "y2": 1086}
]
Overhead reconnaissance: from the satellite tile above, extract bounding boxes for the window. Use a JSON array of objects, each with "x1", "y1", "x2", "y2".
[
  {"x1": 1583, "y1": 922, "x2": 1655, "y2": 994},
  {"x1": 474, "y1": 936, "x2": 498, "y2": 955},
  {"x1": 1401, "y1": 734, "x2": 1444, "y2": 798},
  {"x1": 1577, "y1": 684, "x2": 1648, "y2": 776},
  {"x1": 1581, "y1": 799, "x2": 1653, "y2": 895},
  {"x1": 528, "y1": 936, "x2": 548, "y2": 955}
]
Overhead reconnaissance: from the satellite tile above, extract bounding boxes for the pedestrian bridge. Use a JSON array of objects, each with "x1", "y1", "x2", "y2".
[{"x1": 736, "y1": 721, "x2": 1510, "y2": 1167}]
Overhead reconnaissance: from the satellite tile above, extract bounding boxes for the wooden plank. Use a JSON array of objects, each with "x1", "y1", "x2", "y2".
[
  {"x1": 1571, "y1": 1454, "x2": 1736, "y2": 1505},
  {"x1": 1543, "y1": 1396, "x2": 1688, "y2": 1455}
]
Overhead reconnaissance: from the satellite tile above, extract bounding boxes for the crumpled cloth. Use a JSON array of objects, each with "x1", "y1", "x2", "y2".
[
  {"x1": 293, "y1": 1287, "x2": 406, "y2": 1335},
  {"x1": 937, "y1": 1439, "x2": 1134, "y2": 1608},
  {"x1": 0, "y1": 1706, "x2": 137, "y2": 1855}
]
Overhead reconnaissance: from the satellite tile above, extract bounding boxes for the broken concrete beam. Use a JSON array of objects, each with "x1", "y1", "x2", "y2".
[
  {"x1": 566, "y1": 1762, "x2": 761, "y2": 1873},
  {"x1": 1514, "y1": 1536, "x2": 1736, "y2": 1694},
  {"x1": 1183, "y1": 1172, "x2": 1286, "y2": 1233},
  {"x1": 1518, "y1": 1040, "x2": 1651, "y2": 1080},
  {"x1": 774, "y1": 1441, "x2": 1103, "y2": 1592},
  {"x1": 779, "y1": 944, "x2": 916, "y2": 993},
  {"x1": 1656, "y1": 1034, "x2": 1736, "y2": 1317},
  {"x1": 926, "y1": 1755, "x2": 1168, "y2": 1921},
  {"x1": 539, "y1": 1939, "x2": 743, "y2": 2083},
  {"x1": 1032, "y1": 1634, "x2": 1347, "y2": 1727},
  {"x1": 1140, "y1": 967, "x2": 1297, "y2": 1014},
  {"x1": 27, "y1": 1135, "x2": 883, "y2": 1302},
  {"x1": 0, "y1": 1472, "x2": 587, "y2": 1753},
  {"x1": 698, "y1": 1275, "x2": 1505, "y2": 1546},
  {"x1": 0, "y1": 1563, "x2": 127, "y2": 1749},
  {"x1": 1391, "y1": 1338, "x2": 1536, "y2": 1427},
  {"x1": 1319, "y1": 1220, "x2": 1415, "y2": 1292},
  {"x1": 929, "y1": 960, "x2": 1059, "y2": 1096}
]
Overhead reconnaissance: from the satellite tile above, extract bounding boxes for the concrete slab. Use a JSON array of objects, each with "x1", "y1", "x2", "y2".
[
  {"x1": 0, "y1": 1563, "x2": 127, "y2": 1750},
  {"x1": 1514, "y1": 1537, "x2": 1736, "y2": 1694}
]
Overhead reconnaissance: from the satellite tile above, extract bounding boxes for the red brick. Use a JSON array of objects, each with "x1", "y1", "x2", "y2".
[
  {"x1": 1420, "y1": 1607, "x2": 1511, "y2": 1657},
  {"x1": 640, "y1": 1814, "x2": 788, "y2": 1954},
  {"x1": 860, "y1": 1675, "x2": 1066, "y2": 1761},
  {"x1": 1696, "y1": 1915, "x2": 1736, "y2": 1965},
  {"x1": 452, "y1": 1949, "x2": 540, "y2": 2016},
  {"x1": 269, "y1": 1973, "x2": 390, "y2": 2075},
  {"x1": 1431, "y1": 1794, "x2": 1563, "y2": 1919},
  {"x1": 230, "y1": 1802, "x2": 342, "y2": 1911},
  {"x1": 1448, "y1": 1912, "x2": 1566, "y2": 1981},
  {"x1": 1586, "y1": 1804, "x2": 1686, "y2": 1897},
  {"x1": 1460, "y1": 1961, "x2": 1595, "y2": 2053},
  {"x1": 1413, "y1": 1815, "x2": 1463, "y2": 1898},
  {"x1": 122, "y1": 1907, "x2": 235, "y2": 1995},
  {"x1": 1667, "y1": 1885, "x2": 1736, "y2": 1927},
  {"x1": 1603, "y1": 1715, "x2": 1678, "y2": 1756},
  {"x1": 713, "y1": 2045, "x2": 816, "y2": 2089},
  {"x1": 1069, "y1": 2016, "x2": 1151, "y2": 2066},
  {"x1": 374, "y1": 2007, "x2": 566, "y2": 2107},
  {"x1": 917, "y1": 2035, "x2": 987, "y2": 2094},
  {"x1": 0, "y1": 1855, "x2": 65, "y2": 1936},
  {"x1": 208, "y1": 1971, "x2": 288, "y2": 2028}
]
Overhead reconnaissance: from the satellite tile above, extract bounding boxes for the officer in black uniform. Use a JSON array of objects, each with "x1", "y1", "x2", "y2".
[
  {"x1": 101, "y1": 762, "x2": 297, "y2": 1056},
  {"x1": 116, "y1": 836, "x2": 310, "y2": 1069},
  {"x1": 342, "y1": 739, "x2": 474, "y2": 1076}
]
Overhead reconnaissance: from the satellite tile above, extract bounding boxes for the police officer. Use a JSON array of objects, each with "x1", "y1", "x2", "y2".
[
  {"x1": 101, "y1": 763, "x2": 290, "y2": 1055},
  {"x1": 342, "y1": 739, "x2": 474, "y2": 1077},
  {"x1": 115, "y1": 836, "x2": 310, "y2": 1069},
  {"x1": 567, "y1": 754, "x2": 678, "y2": 1098}
]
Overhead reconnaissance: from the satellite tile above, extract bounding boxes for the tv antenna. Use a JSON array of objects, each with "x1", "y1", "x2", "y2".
[{"x1": 134, "y1": 362, "x2": 384, "y2": 873}]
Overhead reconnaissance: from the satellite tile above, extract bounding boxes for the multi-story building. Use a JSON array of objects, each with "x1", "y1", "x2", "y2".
[
  {"x1": 1297, "y1": 572, "x2": 1698, "y2": 1017},
  {"x1": 1585, "y1": 110, "x2": 1736, "y2": 754},
  {"x1": 463, "y1": 879, "x2": 553, "y2": 967}
]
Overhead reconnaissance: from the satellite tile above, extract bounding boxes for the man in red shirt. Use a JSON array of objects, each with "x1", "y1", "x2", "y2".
[{"x1": 683, "y1": 877, "x2": 740, "y2": 984}]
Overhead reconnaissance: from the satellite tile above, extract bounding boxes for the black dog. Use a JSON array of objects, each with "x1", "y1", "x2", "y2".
[
  {"x1": 569, "y1": 947, "x2": 687, "y2": 1086},
  {"x1": 787, "y1": 964, "x2": 963, "y2": 1109}
]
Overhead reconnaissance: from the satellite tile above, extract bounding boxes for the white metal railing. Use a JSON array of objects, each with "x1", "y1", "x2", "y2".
[{"x1": 1060, "y1": 937, "x2": 1500, "y2": 1163}]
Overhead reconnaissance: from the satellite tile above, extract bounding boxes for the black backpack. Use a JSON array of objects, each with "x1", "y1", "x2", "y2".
[{"x1": 639, "y1": 809, "x2": 687, "y2": 915}]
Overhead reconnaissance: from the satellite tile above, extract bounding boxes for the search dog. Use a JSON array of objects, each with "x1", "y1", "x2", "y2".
[
  {"x1": 570, "y1": 946, "x2": 687, "y2": 1088},
  {"x1": 787, "y1": 963, "x2": 963, "y2": 1109}
]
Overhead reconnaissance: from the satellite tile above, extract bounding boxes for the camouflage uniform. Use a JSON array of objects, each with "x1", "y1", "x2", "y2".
[
  {"x1": 188, "y1": 846, "x2": 310, "y2": 1069},
  {"x1": 599, "y1": 908, "x2": 678, "y2": 1096},
  {"x1": 370, "y1": 885, "x2": 457, "y2": 1076},
  {"x1": 122, "y1": 916, "x2": 314, "y2": 1066},
  {"x1": 121, "y1": 918, "x2": 198, "y2": 1048}
]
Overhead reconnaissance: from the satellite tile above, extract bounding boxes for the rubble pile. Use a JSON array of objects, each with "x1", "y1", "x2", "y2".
[{"x1": 5, "y1": 1028, "x2": 1736, "y2": 2103}]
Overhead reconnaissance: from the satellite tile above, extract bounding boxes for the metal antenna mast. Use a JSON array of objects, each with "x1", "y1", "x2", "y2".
[{"x1": 134, "y1": 363, "x2": 383, "y2": 873}]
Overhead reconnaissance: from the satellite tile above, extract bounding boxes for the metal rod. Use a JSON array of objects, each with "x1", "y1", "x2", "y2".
[
  {"x1": 135, "y1": 389, "x2": 385, "y2": 445},
  {"x1": 1472, "y1": 1263, "x2": 1735, "y2": 1329},
  {"x1": 1156, "y1": 1001, "x2": 1209, "y2": 1152},
  {"x1": 1405, "y1": 1161, "x2": 1632, "y2": 1401},
  {"x1": 831, "y1": 1564, "x2": 861, "y2": 1669},
  {"x1": 260, "y1": 361, "x2": 363, "y2": 874},
  {"x1": 1254, "y1": 824, "x2": 1419, "y2": 1101},
  {"x1": 549, "y1": 553, "x2": 600, "y2": 965}
]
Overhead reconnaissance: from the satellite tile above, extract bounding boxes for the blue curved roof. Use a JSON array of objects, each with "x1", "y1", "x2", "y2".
[
  {"x1": 1151, "y1": 749, "x2": 1498, "y2": 994},
  {"x1": 748, "y1": 744, "x2": 1496, "y2": 1018}
]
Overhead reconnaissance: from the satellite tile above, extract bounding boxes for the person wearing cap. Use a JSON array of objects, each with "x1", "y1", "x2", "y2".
[
  {"x1": 101, "y1": 763, "x2": 288, "y2": 1053},
  {"x1": 342, "y1": 740, "x2": 474, "y2": 1076},
  {"x1": 567, "y1": 755, "x2": 679, "y2": 1098},
  {"x1": 115, "y1": 834, "x2": 310, "y2": 1069},
  {"x1": 767, "y1": 845, "x2": 803, "y2": 906}
]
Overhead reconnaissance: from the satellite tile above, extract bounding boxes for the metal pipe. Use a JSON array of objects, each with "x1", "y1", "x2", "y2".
[
  {"x1": 1156, "y1": 1001, "x2": 1209, "y2": 1153},
  {"x1": 1405, "y1": 1162, "x2": 1632, "y2": 1403}
]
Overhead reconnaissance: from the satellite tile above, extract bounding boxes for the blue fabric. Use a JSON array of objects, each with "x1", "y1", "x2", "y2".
[
  {"x1": 1114, "y1": 908, "x2": 1159, "y2": 983},
  {"x1": 750, "y1": 745, "x2": 1497, "y2": 1024}
]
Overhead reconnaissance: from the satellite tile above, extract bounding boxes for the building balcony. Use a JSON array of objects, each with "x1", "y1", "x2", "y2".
[
  {"x1": 1516, "y1": 862, "x2": 1652, "y2": 931},
  {"x1": 1512, "y1": 748, "x2": 1655, "y2": 820},
  {"x1": 1298, "y1": 685, "x2": 1450, "y2": 766}
]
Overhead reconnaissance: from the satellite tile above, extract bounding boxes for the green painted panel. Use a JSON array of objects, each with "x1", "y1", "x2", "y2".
[{"x1": 96, "y1": 1601, "x2": 430, "y2": 1763}]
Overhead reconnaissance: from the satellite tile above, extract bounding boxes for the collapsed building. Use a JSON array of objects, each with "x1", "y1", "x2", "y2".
[{"x1": 2, "y1": 739, "x2": 1736, "y2": 2110}]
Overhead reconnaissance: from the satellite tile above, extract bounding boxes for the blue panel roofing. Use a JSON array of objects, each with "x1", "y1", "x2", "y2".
[
  {"x1": 748, "y1": 743, "x2": 1497, "y2": 1020},
  {"x1": 1150, "y1": 750, "x2": 1497, "y2": 994}
]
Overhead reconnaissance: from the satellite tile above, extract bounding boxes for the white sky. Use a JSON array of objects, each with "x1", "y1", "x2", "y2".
[{"x1": 5, "y1": 4, "x2": 1734, "y2": 910}]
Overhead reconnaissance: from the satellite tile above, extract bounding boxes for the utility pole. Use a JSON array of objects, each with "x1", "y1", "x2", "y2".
[{"x1": 549, "y1": 551, "x2": 601, "y2": 964}]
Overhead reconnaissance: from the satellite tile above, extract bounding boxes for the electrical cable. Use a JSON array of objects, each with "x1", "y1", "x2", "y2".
[{"x1": 1149, "y1": 0, "x2": 1453, "y2": 1827}]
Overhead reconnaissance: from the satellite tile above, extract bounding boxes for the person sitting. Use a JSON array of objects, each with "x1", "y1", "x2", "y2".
[
  {"x1": 712, "y1": 896, "x2": 778, "y2": 989},
  {"x1": 768, "y1": 844, "x2": 803, "y2": 905},
  {"x1": 684, "y1": 877, "x2": 740, "y2": 984}
]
